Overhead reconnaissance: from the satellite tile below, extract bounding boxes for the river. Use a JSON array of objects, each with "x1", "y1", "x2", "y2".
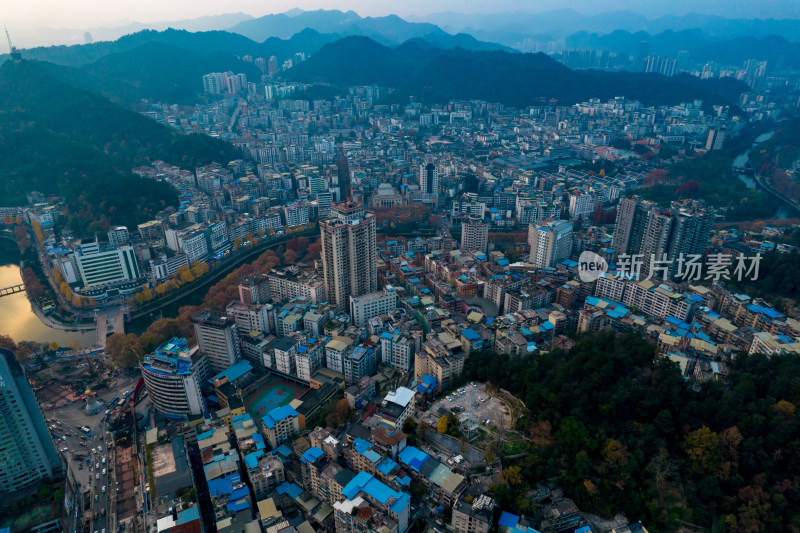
[
  {"x1": 0, "y1": 239, "x2": 96, "y2": 347},
  {"x1": 733, "y1": 130, "x2": 774, "y2": 189}
]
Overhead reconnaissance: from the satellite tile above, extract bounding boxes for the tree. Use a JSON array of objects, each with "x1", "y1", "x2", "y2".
[
  {"x1": 180, "y1": 270, "x2": 195, "y2": 284},
  {"x1": 556, "y1": 416, "x2": 591, "y2": 454},
  {"x1": 233, "y1": 237, "x2": 243, "y2": 249},
  {"x1": 287, "y1": 236, "x2": 309, "y2": 252},
  {"x1": 182, "y1": 487, "x2": 197, "y2": 503},
  {"x1": 646, "y1": 447, "x2": 676, "y2": 488},
  {"x1": 410, "y1": 480, "x2": 426, "y2": 499},
  {"x1": 283, "y1": 249, "x2": 298, "y2": 265},
  {"x1": 0, "y1": 335, "x2": 17, "y2": 351},
  {"x1": 644, "y1": 168, "x2": 669, "y2": 187},
  {"x1": 21, "y1": 267, "x2": 46, "y2": 299},
  {"x1": 325, "y1": 398, "x2": 351, "y2": 427},
  {"x1": 106, "y1": 333, "x2": 144, "y2": 368},
  {"x1": 37, "y1": 484, "x2": 51, "y2": 500},
  {"x1": 530, "y1": 419, "x2": 555, "y2": 447},
  {"x1": 592, "y1": 204, "x2": 605, "y2": 225},
  {"x1": 306, "y1": 241, "x2": 322, "y2": 261},
  {"x1": 31, "y1": 220, "x2": 45, "y2": 243},
  {"x1": 437, "y1": 415, "x2": 448, "y2": 434},
  {"x1": 49, "y1": 342, "x2": 60, "y2": 352},
  {"x1": 601, "y1": 438, "x2": 630, "y2": 471},
  {"x1": 503, "y1": 465, "x2": 523, "y2": 485},
  {"x1": 14, "y1": 225, "x2": 30, "y2": 251},
  {"x1": 683, "y1": 426, "x2": 721, "y2": 477}
]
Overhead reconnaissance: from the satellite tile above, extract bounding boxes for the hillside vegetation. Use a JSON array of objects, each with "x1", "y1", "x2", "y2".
[
  {"x1": 460, "y1": 331, "x2": 800, "y2": 531},
  {"x1": 287, "y1": 36, "x2": 749, "y2": 111},
  {"x1": 0, "y1": 60, "x2": 240, "y2": 236}
]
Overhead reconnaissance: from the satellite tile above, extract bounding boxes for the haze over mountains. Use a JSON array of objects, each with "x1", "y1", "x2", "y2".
[
  {"x1": 6, "y1": 7, "x2": 800, "y2": 49},
  {"x1": 408, "y1": 8, "x2": 800, "y2": 44}
]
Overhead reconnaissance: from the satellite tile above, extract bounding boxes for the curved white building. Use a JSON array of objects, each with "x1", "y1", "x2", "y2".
[{"x1": 141, "y1": 338, "x2": 207, "y2": 417}]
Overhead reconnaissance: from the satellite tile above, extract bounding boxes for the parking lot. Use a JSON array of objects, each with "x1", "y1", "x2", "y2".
[{"x1": 423, "y1": 382, "x2": 510, "y2": 432}]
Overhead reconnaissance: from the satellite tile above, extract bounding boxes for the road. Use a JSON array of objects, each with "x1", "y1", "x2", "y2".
[
  {"x1": 95, "y1": 309, "x2": 126, "y2": 350},
  {"x1": 129, "y1": 226, "x2": 318, "y2": 321},
  {"x1": 95, "y1": 314, "x2": 107, "y2": 349},
  {"x1": 753, "y1": 172, "x2": 800, "y2": 212},
  {"x1": 49, "y1": 374, "x2": 140, "y2": 533}
]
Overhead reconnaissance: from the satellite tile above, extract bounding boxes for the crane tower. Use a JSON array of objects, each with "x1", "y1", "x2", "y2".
[{"x1": 5, "y1": 26, "x2": 22, "y2": 61}]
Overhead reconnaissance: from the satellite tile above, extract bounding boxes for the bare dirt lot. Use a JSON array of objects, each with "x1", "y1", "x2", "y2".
[{"x1": 423, "y1": 382, "x2": 510, "y2": 432}]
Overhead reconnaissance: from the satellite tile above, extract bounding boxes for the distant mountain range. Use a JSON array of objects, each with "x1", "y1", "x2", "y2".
[
  {"x1": 408, "y1": 8, "x2": 800, "y2": 45},
  {"x1": 0, "y1": 19, "x2": 508, "y2": 70},
  {"x1": 4, "y1": 9, "x2": 509, "y2": 54},
  {"x1": 566, "y1": 30, "x2": 800, "y2": 68},
  {"x1": 6, "y1": 7, "x2": 800, "y2": 54},
  {"x1": 286, "y1": 36, "x2": 749, "y2": 111},
  {"x1": 226, "y1": 9, "x2": 511, "y2": 51},
  {"x1": 2, "y1": 13, "x2": 255, "y2": 49}
]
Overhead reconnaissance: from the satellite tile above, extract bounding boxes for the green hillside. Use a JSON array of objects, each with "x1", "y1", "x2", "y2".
[
  {"x1": 0, "y1": 60, "x2": 240, "y2": 237},
  {"x1": 286, "y1": 37, "x2": 748, "y2": 112}
]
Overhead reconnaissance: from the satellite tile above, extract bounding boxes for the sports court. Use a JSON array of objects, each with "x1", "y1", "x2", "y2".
[{"x1": 245, "y1": 376, "x2": 307, "y2": 422}]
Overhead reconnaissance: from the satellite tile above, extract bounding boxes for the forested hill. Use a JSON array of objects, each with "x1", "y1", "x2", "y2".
[
  {"x1": 287, "y1": 36, "x2": 749, "y2": 112},
  {"x1": 0, "y1": 28, "x2": 341, "y2": 68},
  {"x1": 459, "y1": 331, "x2": 800, "y2": 531},
  {"x1": 0, "y1": 59, "x2": 240, "y2": 237},
  {"x1": 73, "y1": 42, "x2": 262, "y2": 105}
]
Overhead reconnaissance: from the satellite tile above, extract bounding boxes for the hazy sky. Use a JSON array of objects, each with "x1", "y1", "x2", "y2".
[{"x1": 2, "y1": 0, "x2": 799, "y2": 28}]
